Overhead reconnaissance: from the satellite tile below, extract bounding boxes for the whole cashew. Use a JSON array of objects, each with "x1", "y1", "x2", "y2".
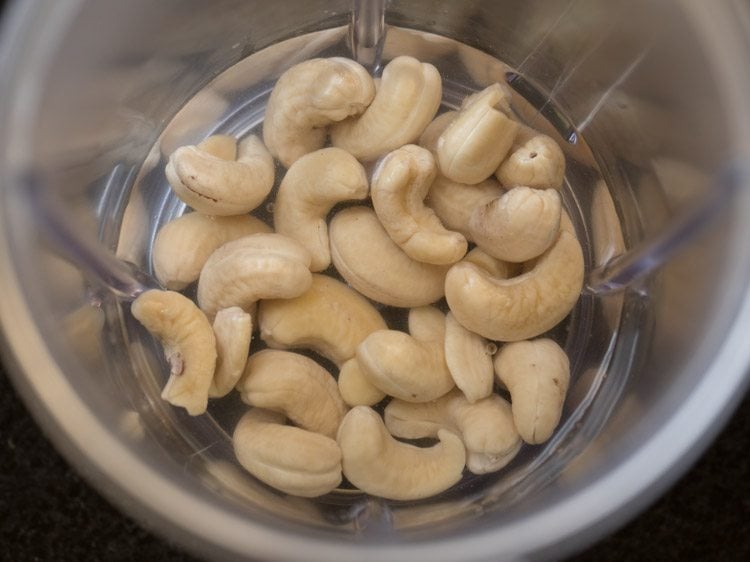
[
  {"x1": 468, "y1": 186, "x2": 562, "y2": 262},
  {"x1": 131, "y1": 290, "x2": 216, "y2": 416},
  {"x1": 209, "y1": 307, "x2": 252, "y2": 398},
  {"x1": 258, "y1": 274, "x2": 387, "y2": 366},
  {"x1": 436, "y1": 84, "x2": 519, "y2": 184},
  {"x1": 197, "y1": 233, "x2": 313, "y2": 318},
  {"x1": 331, "y1": 56, "x2": 442, "y2": 161},
  {"x1": 371, "y1": 145, "x2": 467, "y2": 265},
  {"x1": 233, "y1": 409, "x2": 342, "y2": 497},
  {"x1": 337, "y1": 358, "x2": 385, "y2": 407},
  {"x1": 337, "y1": 406, "x2": 465, "y2": 500},
  {"x1": 236, "y1": 349, "x2": 347, "y2": 438},
  {"x1": 166, "y1": 135, "x2": 275, "y2": 215},
  {"x1": 494, "y1": 338, "x2": 570, "y2": 444},
  {"x1": 444, "y1": 312, "x2": 494, "y2": 403},
  {"x1": 357, "y1": 306, "x2": 455, "y2": 402},
  {"x1": 274, "y1": 147, "x2": 368, "y2": 271},
  {"x1": 329, "y1": 206, "x2": 450, "y2": 307},
  {"x1": 424, "y1": 175, "x2": 504, "y2": 241},
  {"x1": 418, "y1": 111, "x2": 457, "y2": 154},
  {"x1": 384, "y1": 389, "x2": 521, "y2": 474},
  {"x1": 445, "y1": 230, "x2": 584, "y2": 341},
  {"x1": 263, "y1": 57, "x2": 375, "y2": 167},
  {"x1": 496, "y1": 133, "x2": 566, "y2": 190},
  {"x1": 153, "y1": 213, "x2": 272, "y2": 290}
]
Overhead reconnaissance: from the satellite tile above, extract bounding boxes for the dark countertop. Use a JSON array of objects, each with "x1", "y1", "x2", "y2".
[{"x1": 1, "y1": 359, "x2": 748, "y2": 562}]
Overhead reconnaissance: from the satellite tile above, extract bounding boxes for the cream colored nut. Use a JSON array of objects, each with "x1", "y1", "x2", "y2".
[
  {"x1": 461, "y1": 81, "x2": 513, "y2": 114},
  {"x1": 418, "y1": 111, "x2": 457, "y2": 154},
  {"x1": 372, "y1": 145, "x2": 467, "y2": 265},
  {"x1": 209, "y1": 307, "x2": 252, "y2": 398},
  {"x1": 337, "y1": 358, "x2": 385, "y2": 407},
  {"x1": 337, "y1": 406, "x2": 465, "y2": 500},
  {"x1": 233, "y1": 409, "x2": 342, "y2": 497},
  {"x1": 166, "y1": 135, "x2": 275, "y2": 215},
  {"x1": 236, "y1": 349, "x2": 346, "y2": 438},
  {"x1": 357, "y1": 306, "x2": 454, "y2": 402},
  {"x1": 384, "y1": 389, "x2": 521, "y2": 474},
  {"x1": 258, "y1": 274, "x2": 387, "y2": 366},
  {"x1": 445, "y1": 230, "x2": 583, "y2": 341},
  {"x1": 262, "y1": 57, "x2": 375, "y2": 168},
  {"x1": 437, "y1": 84, "x2": 519, "y2": 184},
  {"x1": 331, "y1": 56, "x2": 442, "y2": 161},
  {"x1": 197, "y1": 233, "x2": 312, "y2": 318},
  {"x1": 496, "y1": 134, "x2": 566, "y2": 190},
  {"x1": 468, "y1": 186, "x2": 562, "y2": 263},
  {"x1": 329, "y1": 206, "x2": 449, "y2": 307},
  {"x1": 494, "y1": 338, "x2": 570, "y2": 444},
  {"x1": 131, "y1": 290, "x2": 216, "y2": 416},
  {"x1": 444, "y1": 312, "x2": 494, "y2": 403},
  {"x1": 153, "y1": 213, "x2": 272, "y2": 290},
  {"x1": 424, "y1": 175, "x2": 504, "y2": 241},
  {"x1": 274, "y1": 147, "x2": 368, "y2": 271}
]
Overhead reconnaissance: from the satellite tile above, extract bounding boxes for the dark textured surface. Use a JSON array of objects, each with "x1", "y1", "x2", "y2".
[{"x1": 1, "y1": 359, "x2": 748, "y2": 562}]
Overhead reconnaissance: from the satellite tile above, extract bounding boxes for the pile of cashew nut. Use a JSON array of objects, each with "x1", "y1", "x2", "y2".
[{"x1": 131, "y1": 55, "x2": 584, "y2": 500}]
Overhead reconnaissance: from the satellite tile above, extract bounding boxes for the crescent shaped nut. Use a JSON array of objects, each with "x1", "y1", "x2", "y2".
[
  {"x1": 444, "y1": 312, "x2": 494, "y2": 403},
  {"x1": 337, "y1": 358, "x2": 386, "y2": 407},
  {"x1": 209, "y1": 307, "x2": 253, "y2": 398},
  {"x1": 496, "y1": 133, "x2": 566, "y2": 190}
]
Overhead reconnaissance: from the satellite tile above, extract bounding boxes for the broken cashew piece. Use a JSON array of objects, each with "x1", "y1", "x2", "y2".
[
  {"x1": 197, "y1": 233, "x2": 312, "y2": 318},
  {"x1": 372, "y1": 145, "x2": 467, "y2": 265},
  {"x1": 153, "y1": 213, "x2": 272, "y2": 290},
  {"x1": 209, "y1": 307, "x2": 252, "y2": 398},
  {"x1": 444, "y1": 312, "x2": 494, "y2": 403},
  {"x1": 274, "y1": 147, "x2": 368, "y2": 271},
  {"x1": 496, "y1": 133, "x2": 566, "y2": 190},
  {"x1": 166, "y1": 135, "x2": 275, "y2": 215},
  {"x1": 357, "y1": 306, "x2": 455, "y2": 402},
  {"x1": 236, "y1": 349, "x2": 347, "y2": 438},
  {"x1": 337, "y1": 406, "x2": 465, "y2": 500},
  {"x1": 258, "y1": 274, "x2": 387, "y2": 366},
  {"x1": 385, "y1": 389, "x2": 521, "y2": 474},
  {"x1": 494, "y1": 338, "x2": 570, "y2": 444},
  {"x1": 425, "y1": 175, "x2": 504, "y2": 242},
  {"x1": 263, "y1": 57, "x2": 375, "y2": 167},
  {"x1": 437, "y1": 84, "x2": 519, "y2": 184},
  {"x1": 418, "y1": 111, "x2": 457, "y2": 154},
  {"x1": 445, "y1": 230, "x2": 584, "y2": 341},
  {"x1": 131, "y1": 290, "x2": 216, "y2": 416},
  {"x1": 337, "y1": 358, "x2": 386, "y2": 407},
  {"x1": 329, "y1": 206, "x2": 450, "y2": 307},
  {"x1": 331, "y1": 56, "x2": 442, "y2": 161},
  {"x1": 468, "y1": 186, "x2": 562, "y2": 263},
  {"x1": 233, "y1": 409, "x2": 342, "y2": 497}
]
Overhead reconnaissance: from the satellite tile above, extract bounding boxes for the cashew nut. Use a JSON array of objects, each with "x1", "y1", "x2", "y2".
[
  {"x1": 445, "y1": 229, "x2": 584, "y2": 341},
  {"x1": 418, "y1": 111, "x2": 457, "y2": 154},
  {"x1": 329, "y1": 206, "x2": 450, "y2": 307},
  {"x1": 494, "y1": 339, "x2": 570, "y2": 444},
  {"x1": 131, "y1": 290, "x2": 216, "y2": 416},
  {"x1": 356, "y1": 306, "x2": 455, "y2": 402},
  {"x1": 436, "y1": 84, "x2": 519, "y2": 184},
  {"x1": 197, "y1": 233, "x2": 312, "y2": 318},
  {"x1": 444, "y1": 312, "x2": 494, "y2": 403},
  {"x1": 233, "y1": 409, "x2": 342, "y2": 497},
  {"x1": 468, "y1": 186, "x2": 562, "y2": 263},
  {"x1": 274, "y1": 147, "x2": 368, "y2": 271},
  {"x1": 384, "y1": 389, "x2": 521, "y2": 474},
  {"x1": 337, "y1": 406, "x2": 465, "y2": 500},
  {"x1": 236, "y1": 349, "x2": 346, "y2": 438},
  {"x1": 424, "y1": 175, "x2": 504, "y2": 241},
  {"x1": 337, "y1": 358, "x2": 385, "y2": 407},
  {"x1": 209, "y1": 307, "x2": 252, "y2": 398},
  {"x1": 153, "y1": 213, "x2": 272, "y2": 290},
  {"x1": 496, "y1": 133, "x2": 566, "y2": 190},
  {"x1": 371, "y1": 145, "x2": 467, "y2": 265},
  {"x1": 166, "y1": 135, "x2": 275, "y2": 215},
  {"x1": 331, "y1": 56, "x2": 442, "y2": 161},
  {"x1": 258, "y1": 274, "x2": 387, "y2": 366},
  {"x1": 262, "y1": 57, "x2": 375, "y2": 167}
]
